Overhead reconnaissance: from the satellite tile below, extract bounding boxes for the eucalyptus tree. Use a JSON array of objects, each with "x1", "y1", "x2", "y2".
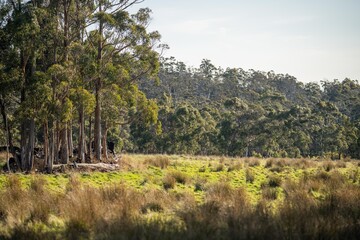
[
  {"x1": 0, "y1": 0, "x2": 45, "y2": 171},
  {"x1": 88, "y1": 0, "x2": 161, "y2": 160}
]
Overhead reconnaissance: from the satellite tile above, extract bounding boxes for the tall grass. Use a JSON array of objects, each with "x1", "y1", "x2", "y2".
[{"x1": 0, "y1": 157, "x2": 359, "y2": 239}]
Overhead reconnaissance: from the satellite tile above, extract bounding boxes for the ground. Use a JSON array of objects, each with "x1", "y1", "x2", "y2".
[{"x1": 0, "y1": 154, "x2": 359, "y2": 239}]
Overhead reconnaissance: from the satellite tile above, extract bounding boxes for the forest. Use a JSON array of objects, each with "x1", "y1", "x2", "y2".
[
  {"x1": 136, "y1": 58, "x2": 360, "y2": 159},
  {"x1": 0, "y1": 0, "x2": 163, "y2": 172},
  {"x1": 1, "y1": 0, "x2": 360, "y2": 174}
]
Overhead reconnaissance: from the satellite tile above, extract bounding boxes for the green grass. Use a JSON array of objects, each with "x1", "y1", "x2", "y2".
[
  {"x1": 0, "y1": 155, "x2": 358, "y2": 202},
  {"x1": 0, "y1": 155, "x2": 359, "y2": 239}
]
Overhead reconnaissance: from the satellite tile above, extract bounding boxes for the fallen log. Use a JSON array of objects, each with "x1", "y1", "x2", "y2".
[{"x1": 52, "y1": 162, "x2": 119, "y2": 173}]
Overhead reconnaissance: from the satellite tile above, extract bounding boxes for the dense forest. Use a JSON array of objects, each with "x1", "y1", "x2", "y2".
[
  {"x1": 1, "y1": 0, "x2": 360, "y2": 173},
  {"x1": 0, "y1": 0, "x2": 162, "y2": 172},
  {"x1": 136, "y1": 57, "x2": 360, "y2": 159}
]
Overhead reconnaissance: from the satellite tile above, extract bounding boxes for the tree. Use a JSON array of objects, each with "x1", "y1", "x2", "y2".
[{"x1": 88, "y1": 1, "x2": 161, "y2": 160}]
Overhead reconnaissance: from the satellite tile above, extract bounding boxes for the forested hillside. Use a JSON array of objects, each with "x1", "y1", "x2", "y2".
[{"x1": 136, "y1": 57, "x2": 360, "y2": 159}]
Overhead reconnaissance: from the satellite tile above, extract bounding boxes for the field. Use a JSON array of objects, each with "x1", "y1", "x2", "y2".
[{"x1": 0, "y1": 154, "x2": 359, "y2": 239}]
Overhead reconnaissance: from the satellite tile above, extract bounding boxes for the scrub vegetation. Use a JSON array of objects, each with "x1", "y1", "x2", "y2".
[{"x1": 0, "y1": 155, "x2": 359, "y2": 239}]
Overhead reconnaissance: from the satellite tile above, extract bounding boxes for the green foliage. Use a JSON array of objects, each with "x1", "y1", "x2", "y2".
[{"x1": 137, "y1": 57, "x2": 360, "y2": 158}]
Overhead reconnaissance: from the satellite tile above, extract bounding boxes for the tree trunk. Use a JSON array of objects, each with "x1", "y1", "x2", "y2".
[
  {"x1": 0, "y1": 97, "x2": 11, "y2": 172},
  {"x1": 87, "y1": 115, "x2": 92, "y2": 163},
  {"x1": 94, "y1": 90, "x2": 101, "y2": 161},
  {"x1": 56, "y1": 122, "x2": 60, "y2": 161},
  {"x1": 21, "y1": 119, "x2": 35, "y2": 172},
  {"x1": 19, "y1": 50, "x2": 36, "y2": 172},
  {"x1": 68, "y1": 123, "x2": 73, "y2": 158},
  {"x1": 78, "y1": 106, "x2": 85, "y2": 162},
  {"x1": 59, "y1": 123, "x2": 69, "y2": 164},
  {"x1": 43, "y1": 122, "x2": 49, "y2": 172},
  {"x1": 102, "y1": 122, "x2": 108, "y2": 160},
  {"x1": 48, "y1": 121, "x2": 55, "y2": 173},
  {"x1": 94, "y1": 3, "x2": 103, "y2": 162}
]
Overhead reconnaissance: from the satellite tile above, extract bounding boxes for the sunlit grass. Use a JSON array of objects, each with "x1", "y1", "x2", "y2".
[{"x1": 0, "y1": 155, "x2": 359, "y2": 239}]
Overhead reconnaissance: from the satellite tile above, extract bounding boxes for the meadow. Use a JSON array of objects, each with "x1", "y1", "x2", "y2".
[{"x1": 0, "y1": 154, "x2": 359, "y2": 239}]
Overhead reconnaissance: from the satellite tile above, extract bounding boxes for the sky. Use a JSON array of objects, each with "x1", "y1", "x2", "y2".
[{"x1": 135, "y1": 0, "x2": 360, "y2": 83}]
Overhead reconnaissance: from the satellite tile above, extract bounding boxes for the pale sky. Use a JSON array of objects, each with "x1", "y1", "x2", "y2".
[{"x1": 136, "y1": 0, "x2": 360, "y2": 83}]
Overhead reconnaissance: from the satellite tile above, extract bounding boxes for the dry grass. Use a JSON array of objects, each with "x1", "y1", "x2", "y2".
[
  {"x1": 211, "y1": 163, "x2": 224, "y2": 172},
  {"x1": 246, "y1": 158, "x2": 260, "y2": 167},
  {"x1": 227, "y1": 161, "x2": 243, "y2": 172},
  {"x1": 0, "y1": 156, "x2": 360, "y2": 239},
  {"x1": 245, "y1": 168, "x2": 255, "y2": 183},
  {"x1": 261, "y1": 186, "x2": 278, "y2": 200},
  {"x1": 144, "y1": 155, "x2": 170, "y2": 169}
]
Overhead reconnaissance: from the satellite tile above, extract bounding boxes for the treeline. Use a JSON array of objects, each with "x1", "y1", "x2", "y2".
[
  {"x1": 0, "y1": 0, "x2": 162, "y2": 172},
  {"x1": 135, "y1": 58, "x2": 360, "y2": 159},
  {"x1": 1, "y1": 1, "x2": 359, "y2": 173}
]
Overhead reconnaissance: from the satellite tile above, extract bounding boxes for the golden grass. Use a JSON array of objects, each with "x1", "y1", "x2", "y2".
[{"x1": 0, "y1": 155, "x2": 359, "y2": 239}]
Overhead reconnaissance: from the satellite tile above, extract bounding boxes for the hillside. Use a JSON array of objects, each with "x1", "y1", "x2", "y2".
[{"x1": 135, "y1": 58, "x2": 360, "y2": 158}]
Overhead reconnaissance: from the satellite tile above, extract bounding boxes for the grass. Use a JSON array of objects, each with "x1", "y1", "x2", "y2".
[{"x1": 0, "y1": 155, "x2": 359, "y2": 239}]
